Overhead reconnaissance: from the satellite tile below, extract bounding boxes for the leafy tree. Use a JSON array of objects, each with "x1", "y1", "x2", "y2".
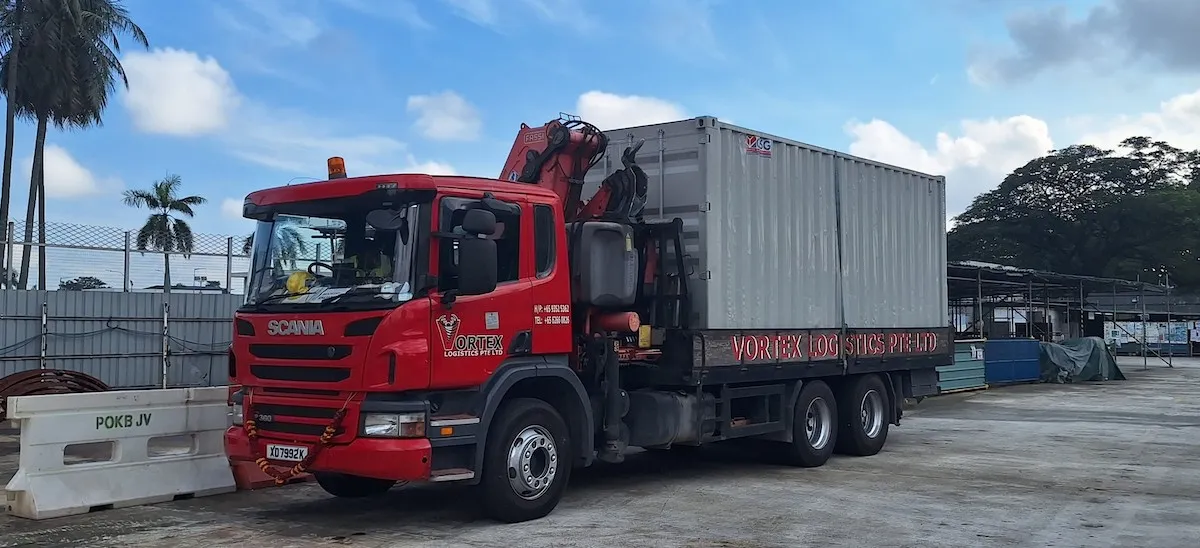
[
  {"x1": 122, "y1": 174, "x2": 206, "y2": 294},
  {"x1": 949, "y1": 137, "x2": 1200, "y2": 290},
  {"x1": 58, "y1": 275, "x2": 107, "y2": 290},
  {"x1": 0, "y1": 0, "x2": 148, "y2": 289}
]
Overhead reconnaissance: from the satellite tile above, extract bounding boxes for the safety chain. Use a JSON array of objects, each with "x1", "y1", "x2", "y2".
[{"x1": 242, "y1": 389, "x2": 355, "y2": 485}]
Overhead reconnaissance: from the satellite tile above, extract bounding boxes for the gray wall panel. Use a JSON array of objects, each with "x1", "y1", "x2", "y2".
[{"x1": 0, "y1": 290, "x2": 238, "y2": 388}]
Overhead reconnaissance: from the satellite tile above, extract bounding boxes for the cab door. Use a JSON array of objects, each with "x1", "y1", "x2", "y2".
[{"x1": 427, "y1": 193, "x2": 533, "y2": 390}]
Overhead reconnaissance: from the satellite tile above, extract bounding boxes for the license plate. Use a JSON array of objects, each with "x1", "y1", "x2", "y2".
[{"x1": 266, "y1": 444, "x2": 309, "y2": 462}]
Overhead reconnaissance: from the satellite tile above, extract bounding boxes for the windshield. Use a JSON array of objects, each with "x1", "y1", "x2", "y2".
[{"x1": 243, "y1": 202, "x2": 425, "y2": 310}]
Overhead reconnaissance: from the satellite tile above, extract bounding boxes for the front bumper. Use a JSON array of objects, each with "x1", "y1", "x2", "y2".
[{"x1": 225, "y1": 426, "x2": 432, "y2": 482}]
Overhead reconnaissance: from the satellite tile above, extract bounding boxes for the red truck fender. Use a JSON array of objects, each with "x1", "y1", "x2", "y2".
[{"x1": 470, "y1": 355, "x2": 595, "y2": 482}]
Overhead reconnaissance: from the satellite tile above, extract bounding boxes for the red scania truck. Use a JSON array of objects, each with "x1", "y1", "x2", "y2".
[{"x1": 225, "y1": 115, "x2": 951, "y2": 523}]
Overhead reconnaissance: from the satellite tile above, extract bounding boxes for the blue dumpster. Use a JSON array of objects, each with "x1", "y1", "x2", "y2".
[
  {"x1": 938, "y1": 339, "x2": 987, "y2": 392},
  {"x1": 984, "y1": 338, "x2": 1041, "y2": 384}
]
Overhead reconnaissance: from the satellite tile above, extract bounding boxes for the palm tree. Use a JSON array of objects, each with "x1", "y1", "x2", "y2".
[
  {"x1": 1, "y1": 0, "x2": 148, "y2": 288},
  {"x1": 242, "y1": 225, "x2": 309, "y2": 269},
  {"x1": 0, "y1": 0, "x2": 26, "y2": 279},
  {"x1": 122, "y1": 174, "x2": 206, "y2": 294}
]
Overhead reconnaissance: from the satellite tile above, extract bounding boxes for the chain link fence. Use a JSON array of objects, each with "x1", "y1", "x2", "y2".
[{"x1": 1, "y1": 220, "x2": 252, "y2": 294}]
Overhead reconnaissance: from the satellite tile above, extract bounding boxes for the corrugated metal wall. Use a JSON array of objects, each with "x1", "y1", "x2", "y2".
[
  {"x1": 939, "y1": 339, "x2": 987, "y2": 392},
  {"x1": 836, "y1": 156, "x2": 948, "y2": 328},
  {"x1": 0, "y1": 290, "x2": 239, "y2": 388},
  {"x1": 704, "y1": 123, "x2": 842, "y2": 329},
  {"x1": 584, "y1": 117, "x2": 949, "y2": 330}
]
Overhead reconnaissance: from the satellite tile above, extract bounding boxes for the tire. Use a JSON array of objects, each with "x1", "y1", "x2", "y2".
[
  {"x1": 478, "y1": 397, "x2": 573, "y2": 523},
  {"x1": 782, "y1": 380, "x2": 838, "y2": 467},
  {"x1": 313, "y1": 472, "x2": 396, "y2": 498},
  {"x1": 834, "y1": 374, "x2": 890, "y2": 456}
]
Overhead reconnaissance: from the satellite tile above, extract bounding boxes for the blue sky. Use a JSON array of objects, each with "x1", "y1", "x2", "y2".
[{"x1": 8, "y1": 0, "x2": 1200, "y2": 284}]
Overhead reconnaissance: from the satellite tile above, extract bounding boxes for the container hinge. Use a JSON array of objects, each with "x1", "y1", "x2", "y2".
[
  {"x1": 698, "y1": 134, "x2": 711, "y2": 144},
  {"x1": 698, "y1": 202, "x2": 711, "y2": 212},
  {"x1": 699, "y1": 270, "x2": 712, "y2": 280}
]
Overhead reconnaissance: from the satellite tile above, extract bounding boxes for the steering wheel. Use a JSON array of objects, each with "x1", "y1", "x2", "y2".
[{"x1": 307, "y1": 261, "x2": 335, "y2": 278}]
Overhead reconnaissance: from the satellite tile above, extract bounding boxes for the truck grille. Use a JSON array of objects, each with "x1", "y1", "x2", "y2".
[
  {"x1": 252, "y1": 403, "x2": 347, "y2": 438},
  {"x1": 249, "y1": 344, "x2": 353, "y2": 361},
  {"x1": 250, "y1": 364, "x2": 351, "y2": 382}
]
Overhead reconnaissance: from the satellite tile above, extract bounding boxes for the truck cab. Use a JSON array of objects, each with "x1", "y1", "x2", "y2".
[{"x1": 226, "y1": 168, "x2": 593, "y2": 521}]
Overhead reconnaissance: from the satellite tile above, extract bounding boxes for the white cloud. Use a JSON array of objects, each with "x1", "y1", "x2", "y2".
[
  {"x1": 1076, "y1": 88, "x2": 1200, "y2": 151},
  {"x1": 121, "y1": 48, "x2": 241, "y2": 137},
  {"x1": 119, "y1": 47, "x2": 452, "y2": 179},
  {"x1": 441, "y1": 0, "x2": 498, "y2": 26},
  {"x1": 406, "y1": 91, "x2": 483, "y2": 142},
  {"x1": 21, "y1": 145, "x2": 116, "y2": 199},
  {"x1": 331, "y1": 0, "x2": 432, "y2": 30},
  {"x1": 221, "y1": 198, "x2": 243, "y2": 219},
  {"x1": 225, "y1": 103, "x2": 411, "y2": 175},
  {"x1": 846, "y1": 115, "x2": 1054, "y2": 218},
  {"x1": 845, "y1": 86, "x2": 1200, "y2": 222},
  {"x1": 405, "y1": 158, "x2": 458, "y2": 175},
  {"x1": 440, "y1": 0, "x2": 595, "y2": 32},
  {"x1": 575, "y1": 91, "x2": 688, "y2": 130},
  {"x1": 643, "y1": 0, "x2": 722, "y2": 61}
]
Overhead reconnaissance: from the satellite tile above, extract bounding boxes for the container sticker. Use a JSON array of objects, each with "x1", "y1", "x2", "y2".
[
  {"x1": 745, "y1": 134, "x2": 773, "y2": 157},
  {"x1": 436, "y1": 313, "x2": 504, "y2": 357},
  {"x1": 485, "y1": 311, "x2": 500, "y2": 330}
]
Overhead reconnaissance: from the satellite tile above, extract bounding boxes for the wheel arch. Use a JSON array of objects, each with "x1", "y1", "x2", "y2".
[{"x1": 474, "y1": 355, "x2": 595, "y2": 482}]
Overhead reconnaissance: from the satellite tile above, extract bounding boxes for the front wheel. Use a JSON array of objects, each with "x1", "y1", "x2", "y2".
[
  {"x1": 782, "y1": 380, "x2": 838, "y2": 467},
  {"x1": 478, "y1": 398, "x2": 573, "y2": 523},
  {"x1": 313, "y1": 472, "x2": 396, "y2": 498}
]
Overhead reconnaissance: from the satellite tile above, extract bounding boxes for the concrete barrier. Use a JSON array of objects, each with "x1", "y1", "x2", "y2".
[{"x1": 2, "y1": 386, "x2": 235, "y2": 519}]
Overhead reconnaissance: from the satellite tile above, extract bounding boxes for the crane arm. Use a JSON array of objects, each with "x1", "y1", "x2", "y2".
[{"x1": 500, "y1": 114, "x2": 647, "y2": 223}]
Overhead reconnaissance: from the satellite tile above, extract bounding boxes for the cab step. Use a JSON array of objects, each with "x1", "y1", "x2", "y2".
[{"x1": 430, "y1": 468, "x2": 475, "y2": 482}]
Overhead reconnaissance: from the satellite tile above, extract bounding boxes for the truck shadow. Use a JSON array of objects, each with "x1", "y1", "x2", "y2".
[{"x1": 248, "y1": 441, "x2": 825, "y2": 534}]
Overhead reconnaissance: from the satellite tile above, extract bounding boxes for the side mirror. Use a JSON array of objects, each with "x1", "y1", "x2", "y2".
[
  {"x1": 456, "y1": 237, "x2": 497, "y2": 296},
  {"x1": 461, "y1": 209, "x2": 496, "y2": 236}
]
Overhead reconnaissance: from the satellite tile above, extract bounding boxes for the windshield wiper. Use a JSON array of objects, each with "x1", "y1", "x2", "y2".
[
  {"x1": 321, "y1": 287, "x2": 398, "y2": 305},
  {"x1": 254, "y1": 291, "x2": 311, "y2": 305}
]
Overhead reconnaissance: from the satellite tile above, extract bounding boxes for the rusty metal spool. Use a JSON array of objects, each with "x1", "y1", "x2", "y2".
[{"x1": 0, "y1": 369, "x2": 110, "y2": 422}]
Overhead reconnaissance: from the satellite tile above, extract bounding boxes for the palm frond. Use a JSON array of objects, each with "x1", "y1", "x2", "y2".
[
  {"x1": 122, "y1": 188, "x2": 159, "y2": 209},
  {"x1": 172, "y1": 217, "x2": 194, "y2": 257},
  {"x1": 167, "y1": 194, "x2": 206, "y2": 217}
]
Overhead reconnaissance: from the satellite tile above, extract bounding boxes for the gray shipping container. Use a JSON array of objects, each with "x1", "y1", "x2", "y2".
[{"x1": 582, "y1": 116, "x2": 948, "y2": 331}]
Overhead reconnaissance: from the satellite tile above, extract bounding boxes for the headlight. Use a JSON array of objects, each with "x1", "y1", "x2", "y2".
[
  {"x1": 361, "y1": 412, "x2": 425, "y2": 438},
  {"x1": 230, "y1": 403, "x2": 244, "y2": 427}
]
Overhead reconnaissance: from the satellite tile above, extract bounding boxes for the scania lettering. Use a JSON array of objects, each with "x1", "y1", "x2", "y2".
[
  {"x1": 225, "y1": 115, "x2": 952, "y2": 523},
  {"x1": 266, "y1": 319, "x2": 326, "y2": 336}
]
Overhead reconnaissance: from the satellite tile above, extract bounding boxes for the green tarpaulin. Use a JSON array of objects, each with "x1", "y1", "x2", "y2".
[{"x1": 1039, "y1": 336, "x2": 1126, "y2": 383}]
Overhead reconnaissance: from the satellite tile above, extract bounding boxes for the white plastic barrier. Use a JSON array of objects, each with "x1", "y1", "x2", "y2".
[{"x1": 3, "y1": 386, "x2": 236, "y2": 519}]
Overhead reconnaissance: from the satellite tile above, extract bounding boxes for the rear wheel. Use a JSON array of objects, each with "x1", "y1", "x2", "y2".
[
  {"x1": 313, "y1": 472, "x2": 396, "y2": 498},
  {"x1": 478, "y1": 398, "x2": 572, "y2": 523},
  {"x1": 834, "y1": 374, "x2": 890, "y2": 456},
  {"x1": 782, "y1": 380, "x2": 837, "y2": 467}
]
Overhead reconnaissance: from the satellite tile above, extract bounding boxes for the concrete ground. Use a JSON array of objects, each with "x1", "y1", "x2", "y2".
[{"x1": 2, "y1": 355, "x2": 1199, "y2": 547}]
